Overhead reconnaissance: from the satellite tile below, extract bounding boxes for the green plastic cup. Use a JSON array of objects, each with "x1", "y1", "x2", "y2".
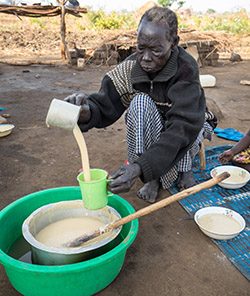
[{"x1": 77, "y1": 168, "x2": 112, "y2": 210}]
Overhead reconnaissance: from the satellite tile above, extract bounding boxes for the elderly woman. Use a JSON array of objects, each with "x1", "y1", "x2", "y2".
[{"x1": 65, "y1": 6, "x2": 216, "y2": 203}]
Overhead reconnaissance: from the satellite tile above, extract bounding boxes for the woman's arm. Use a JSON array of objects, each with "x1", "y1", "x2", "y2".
[{"x1": 218, "y1": 129, "x2": 250, "y2": 164}]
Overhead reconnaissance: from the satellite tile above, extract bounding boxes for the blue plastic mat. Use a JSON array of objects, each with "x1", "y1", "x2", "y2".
[{"x1": 169, "y1": 145, "x2": 250, "y2": 281}]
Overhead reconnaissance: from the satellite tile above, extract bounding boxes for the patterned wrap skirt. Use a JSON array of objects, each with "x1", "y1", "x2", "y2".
[{"x1": 125, "y1": 94, "x2": 213, "y2": 189}]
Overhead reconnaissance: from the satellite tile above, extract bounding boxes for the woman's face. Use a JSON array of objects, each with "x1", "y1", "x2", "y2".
[{"x1": 137, "y1": 20, "x2": 174, "y2": 73}]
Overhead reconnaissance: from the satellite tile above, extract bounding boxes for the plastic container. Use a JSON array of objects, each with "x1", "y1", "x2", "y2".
[
  {"x1": 77, "y1": 169, "x2": 113, "y2": 210},
  {"x1": 46, "y1": 98, "x2": 81, "y2": 131},
  {"x1": 199, "y1": 74, "x2": 216, "y2": 88},
  {"x1": 0, "y1": 187, "x2": 139, "y2": 296},
  {"x1": 77, "y1": 58, "x2": 85, "y2": 69}
]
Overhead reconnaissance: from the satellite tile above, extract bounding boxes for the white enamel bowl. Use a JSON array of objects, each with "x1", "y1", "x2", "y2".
[
  {"x1": 0, "y1": 124, "x2": 15, "y2": 137},
  {"x1": 194, "y1": 206, "x2": 245, "y2": 240},
  {"x1": 210, "y1": 165, "x2": 250, "y2": 189}
]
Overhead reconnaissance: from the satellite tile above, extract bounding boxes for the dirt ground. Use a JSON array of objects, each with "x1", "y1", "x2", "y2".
[
  {"x1": 0, "y1": 13, "x2": 250, "y2": 63},
  {"x1": 0, "y1": 56, "x2": 250, "y2": 296}
]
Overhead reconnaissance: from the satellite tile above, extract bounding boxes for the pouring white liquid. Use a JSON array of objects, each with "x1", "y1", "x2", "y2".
[
  {"x1": 46, "y1": 99, "x2": 91, "y2": 181},
  {"x1": 73, "y1": 124, "x2": 91, "y2": 181}
]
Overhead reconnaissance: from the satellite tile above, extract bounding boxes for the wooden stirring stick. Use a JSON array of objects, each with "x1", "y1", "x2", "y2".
[{"x1": 66, "y1": 171, "x2": 230, "y2": 248}]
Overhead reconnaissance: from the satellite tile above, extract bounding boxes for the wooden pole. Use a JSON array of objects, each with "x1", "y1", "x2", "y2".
[
  {"x1": 199, "y1": 140, "x2": 206, "y2": 170},
  {"x1": 58, "y1": 0, "x2": 70, "y2": 63}
]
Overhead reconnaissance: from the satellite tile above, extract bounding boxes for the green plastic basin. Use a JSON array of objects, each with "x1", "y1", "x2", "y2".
[{"x1": 0, "y1": 187, "x2": 139, "y2": 296}]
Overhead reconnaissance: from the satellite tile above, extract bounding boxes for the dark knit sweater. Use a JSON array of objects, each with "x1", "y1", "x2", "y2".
[{"x1": 79, "y1": 46, "x2": 206, "y2": 183}]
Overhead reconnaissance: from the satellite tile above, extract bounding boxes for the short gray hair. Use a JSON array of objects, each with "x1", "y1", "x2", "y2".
[{"x1": 139, "y1": 6, "x2": 178, "y2": 43}]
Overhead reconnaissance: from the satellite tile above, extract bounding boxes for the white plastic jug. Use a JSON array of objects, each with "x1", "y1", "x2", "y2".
[
  {"x1": 200, "y1": 74, "x2": 216, "y2": 88},
  {"x1": 46, "y1": 98, "x2": 81, "y2": 131}
]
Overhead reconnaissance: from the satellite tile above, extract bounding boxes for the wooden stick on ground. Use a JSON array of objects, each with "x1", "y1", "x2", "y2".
[
  {"x1": 240, "y1": 80, "x2": 250, "y2": 86},
  {"x1": 0, "y1": 59, "x2": 59, "y2": 66}
]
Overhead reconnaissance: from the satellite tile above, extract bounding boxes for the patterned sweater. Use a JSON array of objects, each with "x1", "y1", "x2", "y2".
[{"x1": 79, "y1": 46, "x2": 206, "y2": 183}]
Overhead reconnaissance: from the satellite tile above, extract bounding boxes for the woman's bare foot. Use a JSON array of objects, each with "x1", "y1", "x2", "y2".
[
  {"x1": 137, "y1": 179, "x2": 160, "y2": 203},
  {"x1": 177, "y1": 171, "x2": 196, "y2": 191}
]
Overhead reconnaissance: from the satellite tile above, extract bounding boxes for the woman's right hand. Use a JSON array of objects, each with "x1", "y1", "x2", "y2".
[
  {"x1": 218, "y1": 149, "x2": 235, "y2": 164},
  {"x1": 64, "y1": 93, "x2": 91, "y2": 123}
]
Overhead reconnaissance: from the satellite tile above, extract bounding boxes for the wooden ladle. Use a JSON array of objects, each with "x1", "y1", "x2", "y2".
[{"x1": 66, "y1": 171, "x2": 230, "y2": 248}]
